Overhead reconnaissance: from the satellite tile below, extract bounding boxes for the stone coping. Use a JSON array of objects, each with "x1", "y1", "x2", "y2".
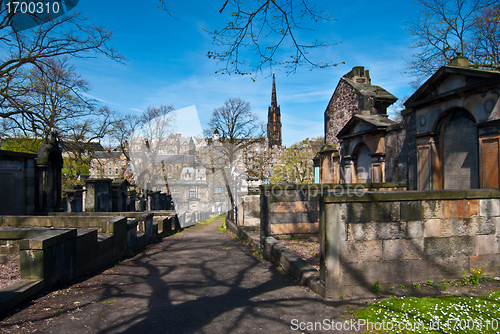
[
  {"x1": 260, "y1": 182, "x2": 406, "y2": 191},
  {"x1": 0, "y1": 228, "x2": 49, "y2": 239},
  {"x1": 0, "y1": 149, "x2": 36, "y2": 158},
  {"x1": 321, "y1": 189, "x2": 500, "y2": 203},
  {"x1": 50, "y1": 211, "x2": 175, "y2": 218},
  {"x1": 19, "y1": 229, "x2": 77, "y2": 250},
  {"x1": 0, "y1": 279, "x2": 44, "y2": 313}
]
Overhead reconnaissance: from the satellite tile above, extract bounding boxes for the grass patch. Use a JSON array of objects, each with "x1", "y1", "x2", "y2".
[
  {"x1": 197, "y1": 214, "x2": 225, "y2": 229},
  {"x1": 217, "y1": 215, "x2": 227, "y2": 233},
  {"x1": 354, "y1": 291, "x2": 500, "y2": 333}
]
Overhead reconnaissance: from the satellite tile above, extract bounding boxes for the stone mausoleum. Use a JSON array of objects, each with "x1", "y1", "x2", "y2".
[{"x1": 317, "y1": 56, "x2": 500, "y2": 191}]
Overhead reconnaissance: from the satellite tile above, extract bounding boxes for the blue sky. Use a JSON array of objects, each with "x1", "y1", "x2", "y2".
[{"x1": 71, "y1": 0, "x2": 420, "y2": 146}]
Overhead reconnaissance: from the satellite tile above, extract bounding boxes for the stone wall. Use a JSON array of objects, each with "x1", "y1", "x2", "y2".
[
  {"x1": 325, "y1": 80, "x2": 360, "y2": 144},
  {"x1": 0, "y1": 211, "x2": 183, "y2": 295},
  {"x1": 260, "y1": 183, "x2": 406, "y2": 239},
  {"x1": 319, "y1": 189, "x2": 500, "y2": 299}
]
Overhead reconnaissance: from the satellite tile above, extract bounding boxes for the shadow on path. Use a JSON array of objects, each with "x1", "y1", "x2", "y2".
[{"x1": 0, "y1": 219, "x2": 367, "y2": 333}]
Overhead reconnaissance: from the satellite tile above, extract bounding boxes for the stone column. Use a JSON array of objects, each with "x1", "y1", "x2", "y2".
[{"x1": 319, "y1": 196, "x2": 343, "y2": 299}]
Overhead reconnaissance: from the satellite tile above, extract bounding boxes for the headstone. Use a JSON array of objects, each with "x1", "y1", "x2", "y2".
[
  {"x1": 84, "y1": 179, "x2": 112, "y2": 212},
  {"x1": 0, "y1": 151, "x2": 35, "y2": 215},
  {"x1": 443, "y1": 115, "x2": 479, "y2": 189}
]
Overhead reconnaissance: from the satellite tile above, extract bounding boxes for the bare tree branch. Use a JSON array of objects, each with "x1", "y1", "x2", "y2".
[
  {"x1": 0, "y1": 8, "x2": 125, "y2": 117},
  {"x1": 405, "y1": 0, "x2": 499, "y2": 87}
]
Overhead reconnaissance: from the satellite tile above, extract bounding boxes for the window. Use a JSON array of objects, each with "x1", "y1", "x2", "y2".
[
  {"x1": 172, "y1": 188, "x2": 180, "y2": 193},
  {"x1": 189, "y1": 187, "x2": 197, "y2": 198},
  {"x1": 214, "y1": 187, "x2": 223, "y2": 193}
]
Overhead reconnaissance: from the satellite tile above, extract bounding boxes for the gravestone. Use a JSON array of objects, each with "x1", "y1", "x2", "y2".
[
  {"x1": 112, "y1": 179, "x2": 129, "y2": 212},
  {"x1": 84, "y1": 179, "x2": 112, "y2": 212},
  {"x1": 443, "y1": 115, "x2": 479, "y2": 189},
  {"x1": 0, "y1": 151, "x2": 36, "y2": 215}
]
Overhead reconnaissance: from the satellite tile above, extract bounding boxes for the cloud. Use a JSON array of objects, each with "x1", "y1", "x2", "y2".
[{"x1": 80, "y1": 92, "x2": 122, "y2": 107}]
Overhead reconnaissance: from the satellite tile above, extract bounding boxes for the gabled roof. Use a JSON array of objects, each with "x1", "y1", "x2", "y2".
[
  {"x1": 405, "y1": 66, "x2": 500, "y2": 108},
  {"x1": 59, "y1": 141, "x2": 104, "y2": 153},
  {"x1": 343, "y1": 77, "x2": 398, "y2": 102},
  {"x1": 93, "y1": 151, "x2": 123, "y2": 159},
  {"x1": 112, "y1": 179, "x2": 130, "y2": 187},
  {"x1": 337, "y1": 114, "x2": 397, "y2": 139}
]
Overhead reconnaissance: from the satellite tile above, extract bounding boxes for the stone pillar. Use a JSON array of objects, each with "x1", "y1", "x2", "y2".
[
  {"x1": 319, "y1": 197, "x2": 343, "y2": 299},
  {"x1": 370, "y1": 153, "x2": 386, "y2": 183},
  {"x1": 260, "y1": 186, "x2": 271, "y2": 249},
  {"x1": 343, "y1": 157, "x2": 355, "y2": 184}
]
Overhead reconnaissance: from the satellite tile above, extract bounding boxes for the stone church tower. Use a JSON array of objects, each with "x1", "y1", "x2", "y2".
[{"x1": 267, "y1": 73, "x2": 282, "y2": 148}]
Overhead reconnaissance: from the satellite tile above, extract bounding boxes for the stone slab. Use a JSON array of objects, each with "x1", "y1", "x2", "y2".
[
  {"x1": 19, "y1": 229, "x2": 77, "y2": 250},
  {"x1": 411, "y1": 257, "x2": 469, "y2": 282},
  {"x1": 271, "y1": 223, "x2": 319, "y2": 235},
  {"x1": 442, "y1": 199, "x2": 479, "y2": 218},
  {"x1": 347, "y1": 222, "x2": 406, "y2": 241},
  {"x1": 383, "y1": 238, "x2": 424, "y2": 261},
  {"x1": 340, "y1": 240, "x2": 382, "y2": 263},
  {"x1": 341, "y1": 260, "x2": 412, "y2": 286},
  {"x1": 423, "y1": 236, "x2": 477, "y2": 258},
  {"x1": 477, "y1": 235, "x2": 500, "y2": 255}
]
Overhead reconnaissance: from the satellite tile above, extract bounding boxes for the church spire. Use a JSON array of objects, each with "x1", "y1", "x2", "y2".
[
  {"x1": 271, "y1": 73, "x2": 277, "y2": 107},
  {"x1": 267, "y1": 73, "x2": 282, "y2": 148}
]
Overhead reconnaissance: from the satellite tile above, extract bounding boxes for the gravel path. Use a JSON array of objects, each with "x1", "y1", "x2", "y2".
[{"x1": 0, "y1": 218, "x2": 362, "y2": 334}]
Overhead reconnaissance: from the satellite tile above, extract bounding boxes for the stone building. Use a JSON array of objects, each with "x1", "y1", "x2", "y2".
[
  {"x1": 324, "y1": 66, "x2": 397, "y2": 144},
  {"x1": 404, "y1": 56, "x2": 500, "y2": 190},
  {"x1": 317, "y1": 57, "x2": 500, "y2": 191},
  {"x1": 89, "y1": 151, "x2": 129, "y2": 179}
]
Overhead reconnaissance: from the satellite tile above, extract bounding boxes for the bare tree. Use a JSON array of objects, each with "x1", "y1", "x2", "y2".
[
  {"x1": 128, "y1": 105, "x2": 176, "y2": 191},
  {"x1": 160, "y1": 0, "x2": 340, "y2": 76},
  {"x1": 406, "y1": 0, "x2": 498, "y2": 86},
  {"x1": 3, "y1": 57, "x2": 96, "y2": 139},
  {"x1": 204, "y1": 98, "x2": 264, "y2": 221},
  {"x1": 0, "y1": 7, "x2": 123, "y2": 118},
  {"x1": 269, "y1": 138, "x2": 315, "y2": 184},
  {"x1": 470, "y1": 3, "x2": 500, "y2": 67}
]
